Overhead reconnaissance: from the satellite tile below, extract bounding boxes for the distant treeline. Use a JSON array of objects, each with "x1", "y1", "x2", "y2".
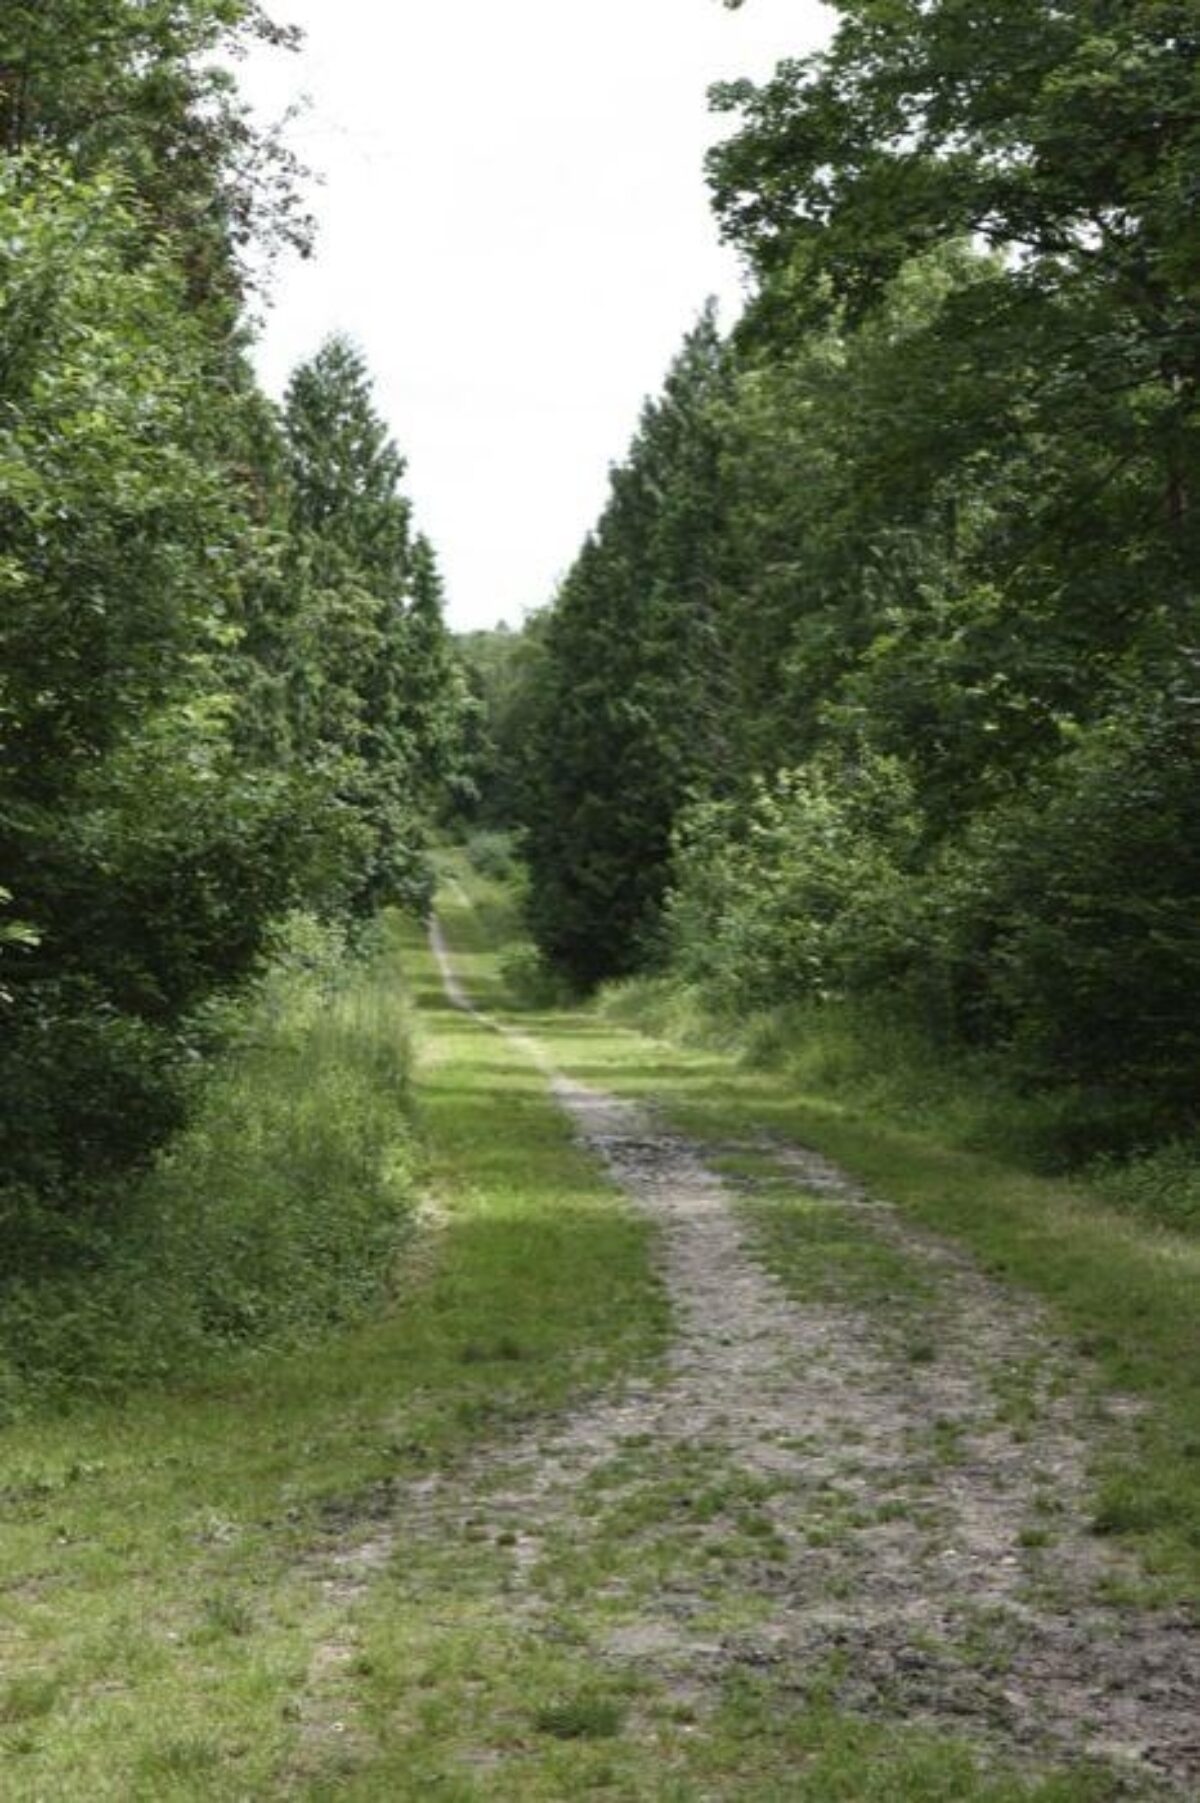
[
  {"x1": 1, "y1": 5, "x2": 466, "y2": 1269},
  {"x1": 463, "y1": 0, "x2": 1200, "y2": 1156}
]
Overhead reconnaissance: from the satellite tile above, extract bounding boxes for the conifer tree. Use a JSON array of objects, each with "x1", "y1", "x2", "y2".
[
  {"x1": 281, "y1": 335, "x2": 461, "y2": 911},
  {"x1": 521, "y1": 308, "x2": 732, "y2": 985}
]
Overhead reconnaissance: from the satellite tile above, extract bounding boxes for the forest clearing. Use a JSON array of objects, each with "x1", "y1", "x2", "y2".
[{"x1": 1, "y1": 862, "x2": 1197, "y2": 1799}]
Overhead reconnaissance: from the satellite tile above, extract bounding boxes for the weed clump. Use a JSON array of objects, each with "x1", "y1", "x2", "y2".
[
  {"x1": 534, "y1": 1694, "x2": 626, "y2": 1741},
  {"x1": 464, "y1": 830, "x2": 519, "y2": 883}
]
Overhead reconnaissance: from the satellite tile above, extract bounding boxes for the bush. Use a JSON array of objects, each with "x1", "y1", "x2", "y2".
[
  {"x1": 498, "y1": 940, "x2": 577, "y2": 1010},
  {"x1": 921, "y1": 692, "x2": 1200, "y2": 1142},
  {"x1": 464, "y1": 829, "x2": 519, "y2": 883},
  {"x1": 1090, "y1": 1141, "x2": 1200, "y2": 1236},
  {"x1": 0, "y1": 914, "x2": 419, "y2": 1413},
  {"x1": 663, "y1": 689, "x2": 1200, "y2": 1158},
  {"x1": 667, "y1": 753, "x2": 923, "y2": 1013}
]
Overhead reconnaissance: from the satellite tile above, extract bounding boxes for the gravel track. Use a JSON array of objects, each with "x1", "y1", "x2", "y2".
[{"x1": 307, "y1": 921, "x2": 1200, "y2": 1794}]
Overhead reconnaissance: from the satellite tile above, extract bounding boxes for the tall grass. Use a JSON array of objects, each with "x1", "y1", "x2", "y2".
[
  {"x1": 596, "y1": 977, "x2": 1200, "y2": 1225},
  {"x1": 1089, "y1": 1140, "x2": 1200, "y2": 1235},
  {"x1": 597, "y1": 979, "x2": 995, "y2": 1135},
  {"x1": 0, "y1": 915, "x2": 418, "y2": 1413}
]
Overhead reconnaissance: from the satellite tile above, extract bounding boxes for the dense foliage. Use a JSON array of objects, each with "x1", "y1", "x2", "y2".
[
  {"x1": 1, "y1": 918, "x2": 417, "y2": 1408},
  {"x1": 519, "y1": 307, "x2": 731, "y2": 984},
  {"x1": 0, "y1": 6, "x2": 463, "y2": 1297},
  {"x1": 508, "y1": 0, "x2": 1200, "y2": 1153}
]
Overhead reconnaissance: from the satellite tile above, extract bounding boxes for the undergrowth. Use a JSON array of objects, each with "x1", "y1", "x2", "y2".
[
  {"x1": 462, "y1": 826, "x2": 520, "y2": 883},
  {"x1": 0, "y1": 914, "x2": 418, "y2": 1415},
  {"x1": 596, "y1": 978, "x2": 1200, "y2": 1229},
  {"x1": 0, "y1": 889, "x2": 667, "y2": 1799},
  {"x1": 1089, "y1": 1140, "x2": 1200, "y2": 1236}
]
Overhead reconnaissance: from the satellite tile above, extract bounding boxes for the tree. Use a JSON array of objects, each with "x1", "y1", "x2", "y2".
[
  {"x1": 710, "y1": 0, "x2": 1199, "y2": 548},
  {"x1": 281, "y1": 336, "x2": 463, "y2": 912},
  {"x1": 399, "y1": 536, "x2": 471, "y2": 811},
  {"x1": 0, "y1": 0, "x2": 310, "y2": 313},
  {"x1": 455, "y1": 619, "x2": 552, "y2": 828},
  {"x1": 0, "y1": 157, "x2": 315, "y2": 1203},
  {"x1": 521, "y1": 308, "x2": 733, "y2": 985},
  {"x1": 503, "y1": 4, "x2": 1200, "y2": 1142}
]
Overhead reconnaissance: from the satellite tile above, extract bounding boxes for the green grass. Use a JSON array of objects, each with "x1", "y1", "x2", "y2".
[
  {"x1": 1090, "y1": 1139, "x2": 1200, "y2": 1234},
  {"x1": 532, "y1": 1694, "x2": 627, "y2": 1741},
  {"x1": 1, "y1": 859, "x2": 1189, "y2": 1797},
  {"x1": 0, "y1": 914, "x2": 420, "y2": 1408},
  {"x1": 597, "y1": 975, "x2": 1200, "y2": 1178},
  {"x1": 295, "y1": 859, "x2": 1162, "y2": 1800},
  {"x1": 336, "y1": 1415, "x2": 1116, "y2": 1800},
  {"x1": 0, "y1": 905, "x2": 666, "y2": 1798},
  {"x1": 712, "y1": 1145, "x2": 937, "y2": 1323},
  {"x1": 450, "y1": 864, "x2": 1200, "y2": 1602}
]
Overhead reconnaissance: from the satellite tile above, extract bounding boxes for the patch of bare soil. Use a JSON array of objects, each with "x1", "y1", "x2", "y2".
[{"x1": 302, "y1": 924, "x2": 1200, "y2": 1793}]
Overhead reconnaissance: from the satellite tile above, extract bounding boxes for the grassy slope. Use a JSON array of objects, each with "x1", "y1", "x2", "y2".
[{"x1": 0, "y1": 908, "x2": 665, "y2": 1798}]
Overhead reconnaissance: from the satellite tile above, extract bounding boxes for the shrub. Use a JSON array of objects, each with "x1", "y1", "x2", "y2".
[
  {"x1": 921, "y1": 692, "x2": 1200, "y2": 1141},
  {"x1": 464, "y1": 829, "x2": 519, "y2": 883},
  {"x1": 1090, "y1": 1141, "x2": 1200, "y2": 1236},
  {"x1": 0, "y1": 914, "x2": 418, "y2": 1412},
  {"x1": 667, "y1": 753, "x2": 923, "y2": 1013}
]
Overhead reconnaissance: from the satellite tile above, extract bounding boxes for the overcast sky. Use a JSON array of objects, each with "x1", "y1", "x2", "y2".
[{"x1": 245, "y1": 1, "x2": 832, "y2": 631}]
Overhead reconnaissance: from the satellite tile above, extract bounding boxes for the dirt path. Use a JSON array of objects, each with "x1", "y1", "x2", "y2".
[{"x1": 313, "y1": 923, "x2": 1200, "y2": 1793}]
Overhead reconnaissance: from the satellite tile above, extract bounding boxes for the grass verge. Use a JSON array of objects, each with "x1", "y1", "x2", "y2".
[
  {"x1": 450, "y1": 863, "x2": 1200, "y2": 1602},
  {"x1": 0, "y1": 905, "x2": 666, "y2": 1798},
  {"x1": 0, "y1": 914, "x2": 418, "y2": 1411}
]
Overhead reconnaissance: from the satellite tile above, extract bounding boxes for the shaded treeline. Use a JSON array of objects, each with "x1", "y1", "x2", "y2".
[
  {"x1": 465, "y1": 0, "x2": 1200, "y2": 1157},
  {"x1": 0, "y1": 4, "x2": 465, "y2": 1272}
]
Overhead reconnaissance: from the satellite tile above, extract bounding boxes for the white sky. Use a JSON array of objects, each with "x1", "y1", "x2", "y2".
[{"x1": 245, "y1": 0, "x2": 832, "y2": 631}]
